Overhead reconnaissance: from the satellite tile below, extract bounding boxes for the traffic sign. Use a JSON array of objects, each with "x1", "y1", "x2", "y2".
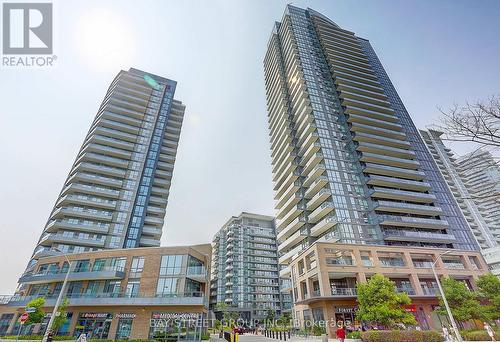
[
  {"x1": 25, "y1": 307, "x2": 36, "y2": 313},
  {"x1": 19, "y1": 313, "x2": 29, "y2": 324}
]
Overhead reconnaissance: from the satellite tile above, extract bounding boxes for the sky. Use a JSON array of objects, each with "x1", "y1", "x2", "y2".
[{"x1": 0, "y1": 0, "x2": 499, "y2": 294}]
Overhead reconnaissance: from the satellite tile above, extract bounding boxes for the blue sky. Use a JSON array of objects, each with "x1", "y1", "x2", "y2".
[{"x1": 0, "y1": 0, "x2": 499, "y2": 293}]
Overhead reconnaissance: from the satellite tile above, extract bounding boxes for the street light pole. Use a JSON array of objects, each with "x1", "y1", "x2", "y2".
[
  {"x1": 42, "y1": 249, "x2": 71, "y2": 342},
  {"x1": 431, "y1": 250, "x2": 463, "y2": 342}
]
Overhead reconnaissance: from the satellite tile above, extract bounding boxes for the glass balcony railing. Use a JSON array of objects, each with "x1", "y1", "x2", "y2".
[{"x1": 331, "y1": 288, "x2": 357, "y2": 296}]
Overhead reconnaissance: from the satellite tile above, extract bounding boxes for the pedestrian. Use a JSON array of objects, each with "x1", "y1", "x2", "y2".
[
  {"x1": 336, "y1": 325, "x2": 346, "y2": 342},
  {"x1": 46, "y1": 331, "x2": 53, "y2": 342},
  {"x1": 76, "y1": 332, "x2": 87, "y2": 342},
  {"x1": 484, "y1": 322, "x2": 496, "y2": 342},
  {"x1": 442, "y1": 325, "x2": 451, "y2": 342}
]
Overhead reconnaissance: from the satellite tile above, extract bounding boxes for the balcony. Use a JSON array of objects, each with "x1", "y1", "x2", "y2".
[
  {"x1": 139, "y1": 237, "x2": 160, "y2": 247},
  {"x1": 187, "y1": 266, "x2": 208, "y2": 282},
  {"x1": 364, "y1": 163, "x2": 426, "y2": 181},
  {"x1": 360, "y1": 152, "x2": 419, "y2": 170},
  {"x1": 279, "y1": 244, "x2": 304, "y2": 265},
  {"x1": 370, "y1": 187, "x2": 436, "y2": 203},
  {"x1": 303, "y1": 164, "x2": 326, "y2": 187},
  {"x1": 305, "y1": 175, "x2": 328, "y2": 198},
  {"x1": 45, "y1": 219, "x2": 109, "y2": 234},
  {"x1": 348, "y1": 113, "x2": 401, "y2": 131},
  {"x1": 357, "y1": 141, "x2": 415, "y2": 159},
  {"x1": 353, "y1": 131, "x2": 411, "y2": 150},
  {"x1": 421, "y1": 287, "x2": 439, "y2": 296},
  {"x1": 307, "y1": 188, "x2": 331, "y2": 210},
  {"x1": 383, "y1": 230, "x2": 457, "y2": 243},
  {"x1": 310, "y1": 215, "x2": 337, "y2": 237},
  {"x1": 331, "y1": 288, "x2": 357, "y2": 296},
  {"x1": 278, "y1": 228, "x2": 307, "y2": 253},
  {"x1": 375, "y1": 200, "x2": 443, "y2": 216},
  {"x1": 277, "y1": 214, "x2": 306, "y2": 241},
  {"x1": 379, "y1": 215, "x2": 449, "y2": 229},
  {"x1": 18, "y1": 266, "x2": 125, "y2": 285},
  {"x1": 7, "y1": 292, "x2": 205, "y2": 307},
  {"x1": 39, "y1": 232, "x2": 106, "y2": 247},
  {"x1": 308, "y1": 201, "x2": 334, "y2": 223},
  {"x1": 279, "y1": 266, "x2": 291, "y2": 278},
  {"x1": 367, "y1": 175, "x2": 431, "y2": 191}
]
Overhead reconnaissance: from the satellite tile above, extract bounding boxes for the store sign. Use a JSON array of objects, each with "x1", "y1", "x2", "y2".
[
  {"x1": 80, "y1": 313, "x2": 111, "y2": 319},
  {"x1": 151, "y1": 312, "x2": 199, "y2": 320},
  {"x1": 404, "y1": 304, "x2": 417, "y2": 313},
  {"x1": 116, "y1": 313, "x2": 136, "y2": 319},
  {"x1": 335, "y1": 307, "x2": 358, "y2": 314}
]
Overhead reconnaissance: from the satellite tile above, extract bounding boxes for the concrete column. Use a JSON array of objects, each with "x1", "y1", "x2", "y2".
[
  {"x1": 403, "y1": 251, "x2": 413, "y2": 268},
  {"x1": 461, "y1": 255, "x2": 473, "y2": 271},
  {"x1": 409, "y1": 273, "x2": 423, "y2": 295},
  {"x1": 356, "y1": 273, "x2": 366, "y2": 286}
]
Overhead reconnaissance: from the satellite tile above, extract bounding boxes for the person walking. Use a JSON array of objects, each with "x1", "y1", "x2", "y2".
[
  {"x1": 484, "y1": 322, "x2": 496, "y2": 342},
  {"x1": 76, "y1": 332, "x2": 87, "y2": 342},
  {"x1": 442, "y1": 325, "x2": 451, "y2": 342},
  {"x1": 336, "y1": 326, "x2": 346, "y2": 342}
]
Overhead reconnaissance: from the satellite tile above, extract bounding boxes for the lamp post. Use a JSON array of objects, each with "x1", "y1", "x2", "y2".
[
  {"x1": 42, "y1": 248, "x2": 71, "y2": 342},
  {"x1": 431, "y1": 250, "x2": 463, "y2": 342}
]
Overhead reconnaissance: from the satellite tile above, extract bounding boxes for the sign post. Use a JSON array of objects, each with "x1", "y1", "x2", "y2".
[{"x1": 17, "y1": 313, "x2": 29, "y2": 342}]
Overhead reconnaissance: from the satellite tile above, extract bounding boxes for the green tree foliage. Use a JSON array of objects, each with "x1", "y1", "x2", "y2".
[
  {"x1": 476, "y1": 273, "x2": 500, "y2": 321},
  {"x1": 25, "y1": 297, "x2": 46, "y2": 326},
  {"x1": 438, "y1": 277, "x2": 484, "y2": 323},
  {"x1": 51, "y1": 298, "x2": 69, "y2": 334},
  {"x1": 356, "y1": 274, "x2": 417, "y2": 328},
  {"x1": 276, "y1": 312, "x2": 291, "y2": 328},
  {"x1": 265, "y1": 308, "x2": 276, "y2": 325}
]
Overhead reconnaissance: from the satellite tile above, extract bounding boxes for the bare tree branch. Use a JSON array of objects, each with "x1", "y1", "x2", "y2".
[{"x1": 435, "y1": 95, "x2": 500, "y2": 148}]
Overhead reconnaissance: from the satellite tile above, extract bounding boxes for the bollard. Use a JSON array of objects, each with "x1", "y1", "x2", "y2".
[
  {"x1": 284, "y1": 330, "x2": 287, "y2": 341},
  {"x1": 279, "y1": 331, "x2": 282, "y2": 340}
]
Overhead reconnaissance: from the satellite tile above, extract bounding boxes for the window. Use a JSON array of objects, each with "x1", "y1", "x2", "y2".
[
  {"x1": 125, "y1": 280, "x2": 140, "y2": 297},
  {"x1": 159, "y1": 255, "x2": 183, "y2": 275},
  {"x1": 131, "y1": 257, "x2": 145, "y2": 273},
  {"x1": 156, "y1": 278, "x2": 180, "y2": 296}
]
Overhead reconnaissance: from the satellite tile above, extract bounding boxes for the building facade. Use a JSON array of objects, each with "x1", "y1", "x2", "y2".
[
  {"x1": 209, "y1": 213, "x2": 290, "y2": 322},
  {"x1": 28, "y1": 68, "x2": 185, "y2": 271},
  {"x1": 289, "y1": 242, "x2": 487, "y2": 336},
  {"x1": 263, "y1": 5, "x2": 485, "y2": 336},
  {"x1": 0, "y1": 245, "x2": 210, "y2": 341},
  {"x1": 420, "y1": 130, "x2": 500, "y2": 276}
]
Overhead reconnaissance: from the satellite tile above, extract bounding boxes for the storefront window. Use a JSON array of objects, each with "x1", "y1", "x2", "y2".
[
  {"x1": 149, "y1": 312, "x2": 202, "y2": 341},
  {"x1": 75, "y1": 313, "x2": 112, "y2": 339},
  {"x1": 115, "y1": 315, "x2": 135, "y2": 340}
]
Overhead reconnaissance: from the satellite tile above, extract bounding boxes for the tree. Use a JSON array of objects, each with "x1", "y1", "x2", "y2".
[
  {"x1": 265, "y1": 308, "x2": 276, "y2": 326},
  {"x1": 51, "y1": 298, "x2": 69, "y2": 334},
  {"x1": 356, "y1": 274, "x2": 417, "y2": 328},
  {"x1": 276, "y1": 312, "x2": 291, "y2": 328},
  {"x1": 25, "y1": 297, "x2": 45, "y2": 326},
  {"x1": 437, "y1": 95, "x2": 500, "y2": 149},
  {"x1": 476, "y1": 273, "x2": 500, "y2": 321},
  {"x1": 437, "y1": 277, "x2": 484, "y2": 324}
]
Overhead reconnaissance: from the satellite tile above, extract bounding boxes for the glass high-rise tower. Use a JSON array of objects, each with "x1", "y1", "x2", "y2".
[
  {"x1": 264, "y1": 6, "x2": 486, "y2": 335},
  {"x1": 28, "y1": 68, "x2": 185, "y2": 270}
]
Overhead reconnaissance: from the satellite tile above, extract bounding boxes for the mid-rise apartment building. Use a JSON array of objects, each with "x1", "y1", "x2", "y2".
[
  {"x1": 28, "y1": 68, "x2": 184, "y2": 271},
  {"x1": 0, "y1": 245, "x2": 211, "y2": 341},
  {"x1": 209, "y1": 213, "x2": 291, "y2": 322},
  {"x1": 263, "y1": 5, "x2": 485, "y2": 336}
]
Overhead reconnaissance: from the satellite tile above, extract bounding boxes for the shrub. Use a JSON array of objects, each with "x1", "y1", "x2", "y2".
[
  {"x1": 347, "y1": 331, "x2": 361, "y2": 339},
  {"x1": 0, "y1": 336, "x2": 74, "y2": 340},
  {"x1": 461, "y1": 329, "x2": 499, "y2": 341},
  {"x1": 360, "y1": 330, "x2": 442, "y2": 342},
  {"x1": 201, "y1": 331, "x2": 210, "y2": 340},
  {"x1": 312, "y1": 324, "x2": 326, "y2": 336}
]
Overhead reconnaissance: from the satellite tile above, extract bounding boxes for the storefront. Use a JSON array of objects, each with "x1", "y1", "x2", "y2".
[
  {"x1": 149, "y1": 312, "x2": 203, "y2": 341},
  {"x1": 333, "y1": 306, "x2": 360, "y2": 330},
  {"x1": 75, "y1": 313, "x2": 113, "y2": 339},
  {"x1": 115, "y1": 313, "x2": 136, "y2": 340}
]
